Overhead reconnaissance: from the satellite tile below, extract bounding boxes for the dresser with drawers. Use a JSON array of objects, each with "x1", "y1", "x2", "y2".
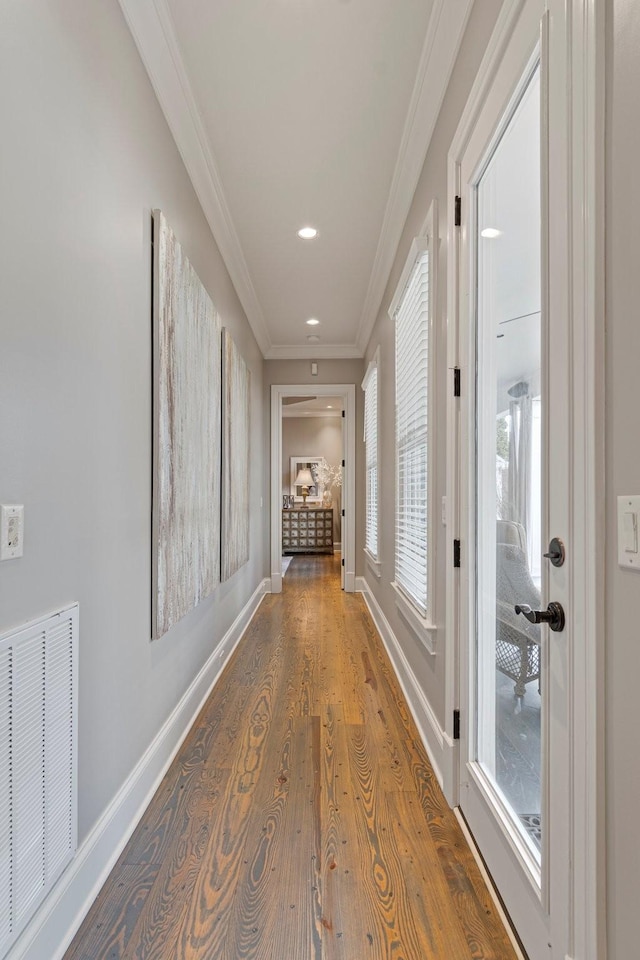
[{"x1": 282, "y1": 507, "x2": 334, "y2": 554}]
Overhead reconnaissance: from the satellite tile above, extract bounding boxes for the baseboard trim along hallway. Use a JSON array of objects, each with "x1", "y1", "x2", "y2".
[
  {"x1": 6, "y1": 578, "x2": 270, "y2": 960},
  {"x1": 356, "y1": 577, "x2": 457, "y2": 804}
]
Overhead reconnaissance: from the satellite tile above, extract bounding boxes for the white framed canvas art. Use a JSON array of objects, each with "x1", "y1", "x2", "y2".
[
  {"x1": 152, "y1": 210, "x2": 221, "y2": 639},
  {"x1": 221, "y1": 328, "x2": 250, "y2": 581}
]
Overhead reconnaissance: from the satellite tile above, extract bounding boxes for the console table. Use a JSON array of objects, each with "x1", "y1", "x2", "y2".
[{"x1": 282, "y1": 507, "x2": 333, "y2": 554}]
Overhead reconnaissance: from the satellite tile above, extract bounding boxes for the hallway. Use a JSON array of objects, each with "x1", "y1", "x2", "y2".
[{"x1": 65, "y1": 556, "x2": 516, "y2": 960}]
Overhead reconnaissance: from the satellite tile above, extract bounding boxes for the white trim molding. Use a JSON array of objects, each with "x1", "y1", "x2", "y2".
[
  {"x1": 117, "y1": 0, "x2": 472, "y2": 363},
  {"x1": 116, "y1": 0, "x2": 272, "y2": 356},
  {"x1": 270, "y1": 384, "x2": 356, "y2": 595},
  {"x1": 357, "y1": 579, "x2": 457, "y2": 804},
  {"x1": 565, "y1": 1, "x2": 606, "y2": 957},
  {"x1": 6, "y1": 579, "x2": 270, "y2": 960},
  {"x1": 265, "y1": 343, "x2": 363, "y2": 361},
  {"x1": 391, "y1": 581, "x2": 437, "y2": 656},
  {"x1": 362, "y1": 346, "x2": 381, "y2": 567},
  {"x1": 364, "y1": 550, "x2": 382, "y2": 579}
]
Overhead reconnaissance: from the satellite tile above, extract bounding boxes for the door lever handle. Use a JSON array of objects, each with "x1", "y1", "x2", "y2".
[{"x1": 514, "y1": 601, "x2": 565, "y2": 632}]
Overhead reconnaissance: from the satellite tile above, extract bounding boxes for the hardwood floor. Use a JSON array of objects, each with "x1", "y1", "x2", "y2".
[{"x1": 64, "y1": 555, "x2": 519, "y2": 960}]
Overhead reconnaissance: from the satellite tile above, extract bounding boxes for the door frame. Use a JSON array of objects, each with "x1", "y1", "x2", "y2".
[
  {"x1": 444, "y1": 0, "x2": 605, "y2": 957},
  {"x1": 270, "y1": 383, "x2": 356, "y2": 593}
]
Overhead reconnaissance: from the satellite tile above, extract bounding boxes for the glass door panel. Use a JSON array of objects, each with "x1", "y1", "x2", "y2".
[{"x1": 475, "y1": 65, "x2": 543, "y2": 864}]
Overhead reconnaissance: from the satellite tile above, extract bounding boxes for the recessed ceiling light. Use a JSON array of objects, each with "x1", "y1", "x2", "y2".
[
  {"x1": 481, "y1": 227, "x2": 502, "y2": 239},
  {"x1": 297, "y1": 226, "x2": 318, "y2": 240},
  {"x1": 327, "y1": 405, "x2": 333, "y2": 409},
  {"x1": 305, "y1": 318, "x2": 320, "y2": 326}
]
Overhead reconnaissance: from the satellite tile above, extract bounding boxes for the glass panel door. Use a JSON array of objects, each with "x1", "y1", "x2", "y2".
[{"x1": 474, "y1": 65, "x2": 543, "y2": 864}]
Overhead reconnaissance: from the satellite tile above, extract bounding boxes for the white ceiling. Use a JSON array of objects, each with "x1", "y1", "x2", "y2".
[
  {"x1": 282, "y1": 396, "x2": 343, "y2": 418},
  {"x1": 118, "y1": 0, "x2": 473, "y2": 358}
]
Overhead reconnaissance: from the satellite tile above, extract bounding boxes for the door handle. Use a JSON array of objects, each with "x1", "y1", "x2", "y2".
[{"x1": 514, "y1": 601, "x2": 565, "y2": 632}]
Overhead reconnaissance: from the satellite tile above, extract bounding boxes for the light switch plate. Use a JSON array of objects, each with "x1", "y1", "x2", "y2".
[
  {"x1": 0, "y1": 504, "x2": 24, "y2": 560},
  {"x1": 617, "y1": 495, "x2": 640, "y2": 570}
]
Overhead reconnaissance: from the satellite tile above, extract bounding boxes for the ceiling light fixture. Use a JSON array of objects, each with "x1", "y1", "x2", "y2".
[
  {"x1": 306, "y1": 318, "x2": 320, "y2": 326},
  {"x1": 297, "y1": 226, "x2": 318, "y2": 240},
  {"x1": 481, "y1": 227, "x2": 502, "y2": 239}
]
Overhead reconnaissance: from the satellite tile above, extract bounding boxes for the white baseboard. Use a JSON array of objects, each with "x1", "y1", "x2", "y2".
[
  {"x1": 269, "y1": 571, "x2": 282, "y2": 593},
  {"x1": 7, "y1": 578, "x2": 270, "y2": 960},
  {"x1": 357, "y1": 578, "x2": 456, "y2": 803}
]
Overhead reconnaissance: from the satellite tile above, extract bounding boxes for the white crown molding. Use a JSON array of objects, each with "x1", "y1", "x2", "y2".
[
  {"x1": 264, "y1": 343, "x2": 363, "y2": 361},
  {"x1": 449, "y1": 0, "x2": 527, "y2": 162},
  {"x1": 116, "y1": 0, "x2": 272, "y2": 356},
  {"x1": 355, "y1": 0, "x2": 474, "y2": 355}
]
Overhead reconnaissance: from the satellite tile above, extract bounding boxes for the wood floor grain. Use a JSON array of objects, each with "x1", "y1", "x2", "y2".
[{"x1": 64, "y1": 555, "x2": 519, "y2": 960}]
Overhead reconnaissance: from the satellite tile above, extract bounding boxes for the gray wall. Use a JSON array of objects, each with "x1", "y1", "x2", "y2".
[
  {"x1": 361, "y1": 0, "x2": 503, "y2": 725},
  {"x1": 282, "y1": 418, "x2": 343, "y2": 542},
  {"x1": 0, "y1": 0, "x2": 266, "y2": 842},
  {"x1": 264, "y1": 359, "x2": 365, "y2": 574},
  {"x1": 606, "y1": 1, "x2": 640, "y2": 955}
]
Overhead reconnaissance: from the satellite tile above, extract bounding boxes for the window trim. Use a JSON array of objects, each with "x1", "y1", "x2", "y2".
[
  {"x1": 362, "y1": 347, "x2": 380, "y2": 569},
  {"x1": 389, "y1": 201, "x2": 438, "y2": 644}
]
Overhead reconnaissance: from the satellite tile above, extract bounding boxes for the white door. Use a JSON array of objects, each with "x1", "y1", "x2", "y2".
[{"x1": 455, "y1": 2, "x2": 578, "y2": 957}]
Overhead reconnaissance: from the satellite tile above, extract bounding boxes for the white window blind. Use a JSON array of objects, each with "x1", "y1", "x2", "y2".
[
  {"x1": 394, "y1": 248, "x2": 430, "y2": 617},
  {"x1": 363, "y1": 363, "x2": 378, "y2": 559}
]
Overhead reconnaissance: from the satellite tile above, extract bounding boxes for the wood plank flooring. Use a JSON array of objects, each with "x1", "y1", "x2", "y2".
[{"x1": 64, "y1": 555, "x2": 518, "y2": 960}]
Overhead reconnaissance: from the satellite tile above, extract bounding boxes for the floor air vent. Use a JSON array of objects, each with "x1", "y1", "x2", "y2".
[{"x1": 0, "y1": 604, "x2": 78, "y2": 959}]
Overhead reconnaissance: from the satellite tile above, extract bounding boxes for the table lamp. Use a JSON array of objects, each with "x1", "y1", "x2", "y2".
[{"x1": 294, "y1": 467, "x2": 315, "y2": 508}]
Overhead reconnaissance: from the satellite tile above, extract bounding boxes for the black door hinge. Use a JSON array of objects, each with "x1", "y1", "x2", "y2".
[
  {"x1": 454, "y1": 195, "x2": 461, "y2": 226},
  {"x1": 453, "y1": 539, "x2": 461, "y2": 568},
  {"x1": 453, "y1": 367, "x2": 461, "y2": 397},
  {"x1": 342, "y1": 459, "x2": 345, "y2": 468},
  {"x1": 453, "y1": 709, "x2": 460, "y2": 740},
  {"x1": 341, "y1": 558, "x2": 345, "y2": 567},
  {"x1": 341, "y1": 509, "x2": 345, "y2": 518},
  {"x1": 342, "y1": 410, "x2": 345, "y2": 418}
]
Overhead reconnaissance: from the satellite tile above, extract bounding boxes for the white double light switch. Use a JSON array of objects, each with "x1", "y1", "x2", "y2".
[
  {"x1": 618, "y1": 495, "x2": 640, "y2": 570},
  {"x1": 0, "y1": 504, "x2": 24, "y2": 561}
]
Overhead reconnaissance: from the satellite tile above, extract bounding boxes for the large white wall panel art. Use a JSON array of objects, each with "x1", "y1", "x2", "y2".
[
  {"x1": 152, "y1": 210, "x2": 221, "y2": 639},
  {"x1": 221, "y1": 328, "x2": 250, "y2": 581}
]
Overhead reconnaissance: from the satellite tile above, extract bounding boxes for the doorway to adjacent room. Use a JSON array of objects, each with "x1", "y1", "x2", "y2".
[{"x1": 270, "y1": 384, "x2": 356, "y2": 593}]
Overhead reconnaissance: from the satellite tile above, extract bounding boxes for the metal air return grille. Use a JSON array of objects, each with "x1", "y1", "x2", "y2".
[{"x1": 0, "y1": 604, "x2": 78, "y2": 959}]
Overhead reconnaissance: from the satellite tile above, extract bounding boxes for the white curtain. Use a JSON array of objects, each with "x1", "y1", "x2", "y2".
[{"x1": 507, "y1": 381, "x2": 532, "y2": 552}]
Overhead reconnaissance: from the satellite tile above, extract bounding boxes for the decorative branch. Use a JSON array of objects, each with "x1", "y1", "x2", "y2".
[{"x1": 312, "y1": 458, "x2": 343, "y2": 490}]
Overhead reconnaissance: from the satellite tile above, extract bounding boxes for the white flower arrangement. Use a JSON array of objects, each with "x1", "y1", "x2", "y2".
[{"x1": 312, "y1": 458, "x2": 343, "y2": 491}]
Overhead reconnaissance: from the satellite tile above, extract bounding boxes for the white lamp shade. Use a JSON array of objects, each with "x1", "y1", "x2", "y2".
[{"x1": 295, "y1": 467, "x2": 314, "y2": 486}]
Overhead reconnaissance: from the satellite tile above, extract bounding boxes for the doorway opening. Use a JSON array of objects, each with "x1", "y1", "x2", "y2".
[{"x1": 270, "y1": 384, "x2": 356, "y2": 593}]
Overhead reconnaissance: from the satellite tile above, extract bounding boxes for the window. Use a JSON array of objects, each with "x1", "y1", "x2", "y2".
[
  {"x1": 362, "y1": 352, "x2": 379, "y2": 564},
  {"x1": 390, "y1": 205, "x2": 436, "y2": 627}
]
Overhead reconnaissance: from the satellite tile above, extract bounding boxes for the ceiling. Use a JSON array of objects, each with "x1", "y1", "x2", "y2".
[
  {"x1": 118, "y1": 0, "x2": 473, "y2": 359},
  {"x1": 282, "y1": 396, "x2": 343, "y2": 418}
]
